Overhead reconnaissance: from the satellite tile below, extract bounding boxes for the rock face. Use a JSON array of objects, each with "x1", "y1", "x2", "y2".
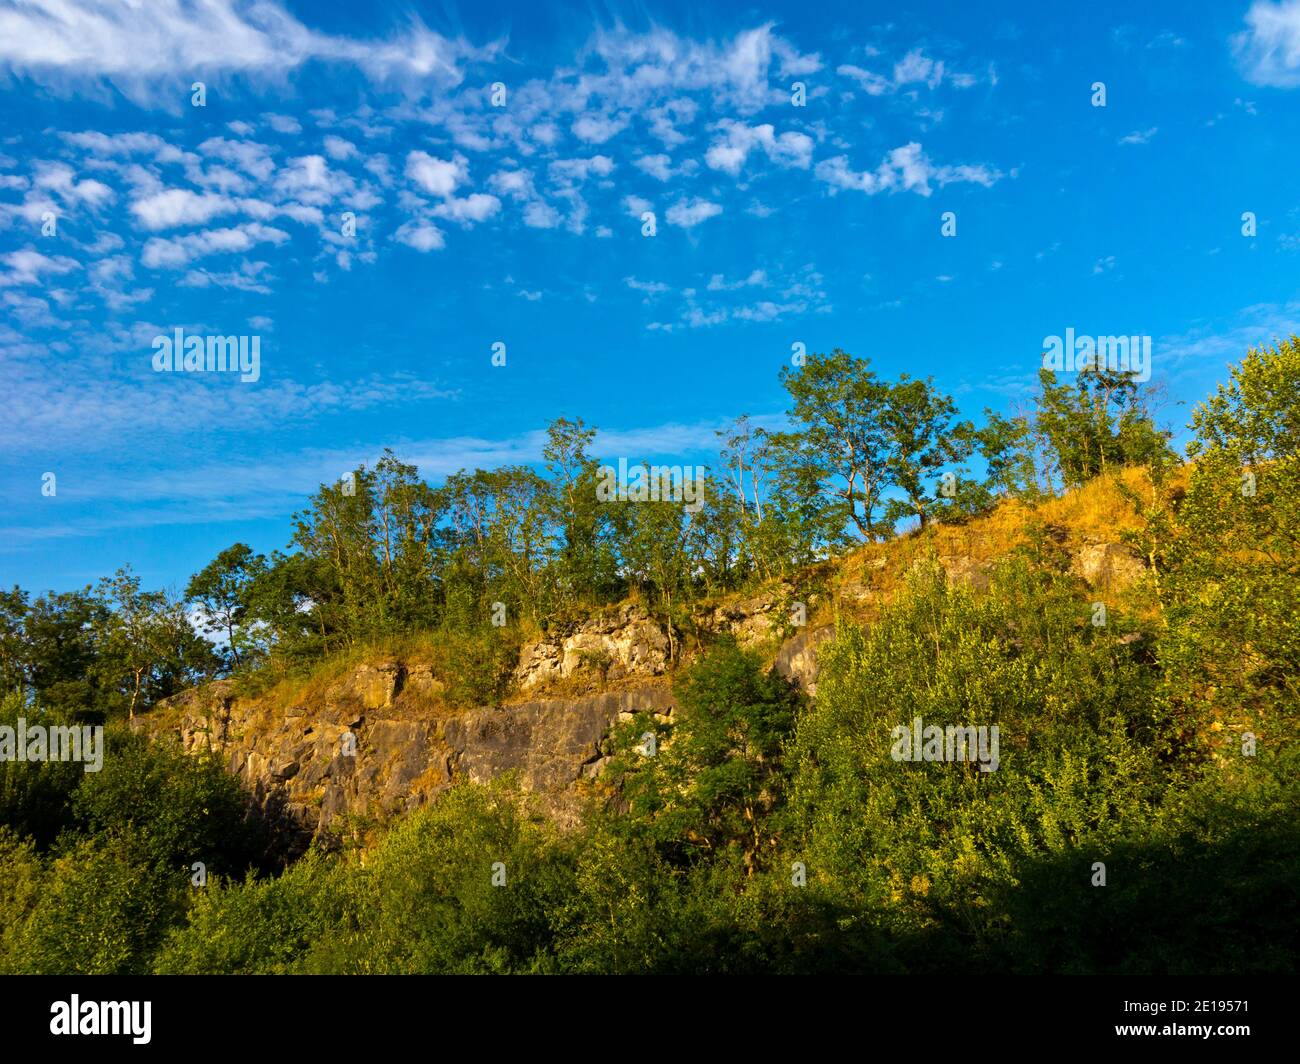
[
  {"x1": 513, "y1": 604, "x2": 670, "y2": 691},
  {"x1": 1073, "y1": 542, "x2": 1146, "y2": 590},
  {"x1": 146, "y1": 591, "x2": 832, "y2": 850},
  {"x1": 326, "y1": 661, "x2": 404, "y2": 709},
  {"x1": 701, "y1": 593, "x2": 783, "y2": 646},
  {"x1": 151, "y1": 673, "x2": 677, "y2": 847},
  {"x1": 774, "y1": 625, "x2": 835, "y2": 696},
  {"x1": 444, "y1": 688, "x2": 676, "y2": 809},
  {"x1": 937, "y1": 555, "x2": 992, "y2": 590}
]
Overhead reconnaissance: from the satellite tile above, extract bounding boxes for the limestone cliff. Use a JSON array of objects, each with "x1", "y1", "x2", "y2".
[{"x1": 140, "y1": 497, "x2": 1148, "y2": 851}]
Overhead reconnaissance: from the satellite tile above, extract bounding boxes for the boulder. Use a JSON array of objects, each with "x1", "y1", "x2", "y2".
[
  {"x1": 1074, "y1": 542, "x2": 1145, "y2": 590},
  {"x1": 938, "y1": 554, "x2": 992, "y2": 590},
  {"x1": 775, "y1": 625, "x2": 835, "y2": 695}
]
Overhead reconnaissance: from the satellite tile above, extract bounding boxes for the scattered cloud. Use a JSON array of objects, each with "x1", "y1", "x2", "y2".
[{"x1": 1119, "y1": 127, "x2": 1158, "y2": 145}]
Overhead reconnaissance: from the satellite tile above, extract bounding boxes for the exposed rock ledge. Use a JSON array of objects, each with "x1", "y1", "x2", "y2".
[
  {"x1": 141, "y1": 581, "x2": 857, "y2": 851},
  {"x1": 146, "y1": 682, "x2": 679, "y2": 848}
]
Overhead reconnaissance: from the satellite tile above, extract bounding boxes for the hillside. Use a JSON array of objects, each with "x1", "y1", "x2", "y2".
[
  {"x1": 140, "y1": 468, "x2": 1165, "y2": 851},
  {"x1": 5, "y1": 341, "x2": 1296, "y2": 976}
]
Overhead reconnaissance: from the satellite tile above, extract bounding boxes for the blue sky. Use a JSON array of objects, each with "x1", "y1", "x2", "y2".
[{"x1": 2, "y1": 0, "x2": 1299, "y2": 596}]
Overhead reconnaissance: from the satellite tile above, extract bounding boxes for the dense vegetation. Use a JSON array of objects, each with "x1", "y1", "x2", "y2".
[
  {"x1": 0, "y1": 351, "x2": 1173, "y2": 704},
  {"x1": 0, "y1": 342, "x2": 1295, "y2": 973}
]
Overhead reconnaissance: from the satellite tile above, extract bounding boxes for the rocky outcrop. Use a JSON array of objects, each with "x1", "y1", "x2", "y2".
[
  {"x1": 147, "y1": 589, "x2": 830, "y2": 849},
  {"x1": 513, "y1": 604, "x2": 670, "y2": 691},
  {"x1": 837, "y1": 557, "x2": 886, "y2": 606},
  {"x1": 325, "y1": 661, "x2": 404, "y2": 710},
  {"x1": 938, "y1": 554, "x2": 992, "y2": 590},
  {"x1": 1073, "y1": 542, "x2": 1146, "y2": 591},
  {"x1": 149, "y1": 672, "x2": 677, "y2": 847},
  {"x1": 445, "y1": 688, "x2": 675, "y2": 817},
  {"x1": 700, "y1": 593, "x2": 782, "y2": 646},
  {"x1": 774, "y1": 625, "x2": 835, "y2": 696}
]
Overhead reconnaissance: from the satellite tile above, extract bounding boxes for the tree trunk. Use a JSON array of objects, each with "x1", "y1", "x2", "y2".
[{"x1": 129, "y1": 668, "x2": 143, "y2": 721}]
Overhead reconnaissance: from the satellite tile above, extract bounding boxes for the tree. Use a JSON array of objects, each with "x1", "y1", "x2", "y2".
[
  {"x1": 291, "y1": 466, "x2": 383, "y2": 643},
  {"x1": 880, "y1": 376, "x2": 974, "y2": 530},
  {"x1": 186, "y1": 544, "x2": 266, "y2": 668},
  {"x1": 620, "y1": 480, "x2": 695, "y2": 661},
  {"x1": 95, "y1": 568, "x2": 212, "y2": 720},
  {"x1": 612, "y1": 639, "x2": 800, "y2": 871},
  {"x1": 1035, "y1": 367, "x2": 1171, "y2": 489},
  {"x1": 975, "y1": 409, "x2": 1038, "y2": 500},
  {"x1": 0, "y1": 588, "x2": 28, "y2": 699},
  {"x1": 18, "y1": 588, "x2": 109, "y2": 714},
  {"x1": 1162, "y1": 338, "x2": 1300, "y2": 724},
  {"x1": 436, "y1": 466, "x2": 556, "y2": 628},
  {"x1": 242, "y1": 551, "x2": 336, "y2": 663},
  {"x1": 544, "y1": 418, "x2": 619, "y2": 612},
  {"x1": 773, "y1": 349, "x2": 892, "y2": 541}
]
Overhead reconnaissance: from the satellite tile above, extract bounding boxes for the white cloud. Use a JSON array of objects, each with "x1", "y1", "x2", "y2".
[
  {"x1": 622, "y1": 194, "x2": 653, "y2": 217},
  {"x1": 731, "y1": 300, "x2": 805, "y2": 322},
  {"x1": 0, "y1": 249, "x2": 79, "y2": 286},
  {"x1": 549, "y1": 156, "x2": 615, "y2": 184},
  {"x1": 263, "y1": 113, "x2": 302, "y2": 135},
  {"x1": 323, "y1": 135, "x2": 358, "y2": 160},
  {"x1": 130, "y1": 188, "x2": 235, "y2": 230},
  {"x1": 405, "y1": 151, "x2": 466, "y2": 197},
  {"x1": 0, "y1": 0, "x2": 499, "y2": 106},
  {"x1": 571, "y1": 112, "x2": 629, "y2": 144},
  {"x1": 522, "y1": 200, "x2": 561, "y2": 228},
  {"x1": 645, "y1": 99, "x2": 698, "y2": 146},
  {"x1": 1233, "y1": 1, "x2": 1300, "y2": 86},
  {"x1": 707, "y1": 269, "x2": 767, "y2": 291},
  {"x1": 815, "y1": 143, "x2": 1001, "y2": 197},
  {"x1": 893, "y1": 50, "x2": 945, "y2": 89},
  {"x1": 1119, "y1": 127, "x2": 1158, "y2": 145},
  {"x1": 141, "y1": 222, "x2": 289, "y2": 267},
  {"x1": 488, "y1": 169, "x2": 536, "y2": 199},
  {"x1": 665, "y1": 197, "x2": 722, "y2": 228},
  {"x1": 582, "y1": 22, "x2": 818, "y2": 116},
  {"x1": 197, "y1": 137, "x2": 276, "y2": 181},
  {"x1": 633, "y1": 154, "x2": 674, "y2": 181},
  {"x1": 839, "y1": 48, "x2": 975, "y2": 95},
  {"x1": 180, "y1": 260, "x2": 274, "y2": 293},
  {"x1": 32, "y1": 161, "x2": 115, "y2": 207},
  {"x1": 837, "y1": 63, "x2": 891, "y2": 95},
  {"x1": 431, "y1": 193, "x2": 501, "y2": 225},
  {"x1": 394, "y1": 219, "x2": 446, "y2": 251},
  {"x1": 704, "y1": 119, "x2": 813, "y2": 175}
]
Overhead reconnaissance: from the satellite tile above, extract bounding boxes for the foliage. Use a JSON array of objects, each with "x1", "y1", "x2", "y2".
[{"x1": 1, "y1": 343, "x2": 1294, "y2": 975}]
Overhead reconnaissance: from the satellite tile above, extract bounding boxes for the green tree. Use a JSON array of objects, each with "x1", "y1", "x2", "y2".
[
  {"x1": 1035, "y1": 366, "x2": 1171, "y2": 489},
  {"x1": 1163, "y1": 338, "x2": 1300, "y2": 729},
  {"x1": 544, "y1": 417, "x2": 620, "y2": 611},
  {"x1": 186, "y1": 543, "x2": 267, "y2": 668},
  {"x1": 95, "y1": 568, "x2": 212, "y2": 720},
  {"x1": 773, "y1": 349, "x2": 893, "y2": 541},
  {"x1": 17, "y1": 588, "x2": 108, "y2": 714},
  {"x1": 612, "y1": 639, "x2": 801, "y2": 871},
  {"x1": 881, "y1": 375, "x2": 974, "y2": 530}
]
